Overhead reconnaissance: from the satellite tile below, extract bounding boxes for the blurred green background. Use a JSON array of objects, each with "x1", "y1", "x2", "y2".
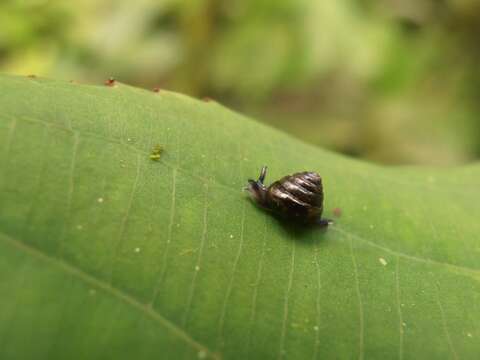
[{"x1": 2, "y1": 0, "x2": 480, "y2": 165}]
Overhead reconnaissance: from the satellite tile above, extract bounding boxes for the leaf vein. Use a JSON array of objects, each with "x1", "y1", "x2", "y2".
[
  {"x1": 313, "y1": 241, "x2": 322, "y2": 360},
  {"x1": 395, "y1": 256, "x2": 404, "y2": 360},
  {"x1": 278, "y1": 241, "x2": 296, "y2": 360},
  {"x1": 58, "y1": 131, "x2": 80, "y2": 258},
  {"x1": 216, "y1": 202, "x2": 246, "y2": 350},
  {"x1": 150, "y1": 167, "x2": 178, "y2": 307},
  {"x1": 108, "y1": 152, "x2": 142, "y2": 284},
  {"x1": 349, "y1": 237, "x2": 365, "y2": 360},
  {"x1": 436, "y1": 285, "x2": 459, "y2": 360},
  {"x1": 246, "y1": 218, "x2": 268, "y2": 356},
  {"x1": 182, "y1": 183, "x2": 209, "y2": 327},
  {"x1": 3, "y1": 117, "x2": 17, "y2": 158}
]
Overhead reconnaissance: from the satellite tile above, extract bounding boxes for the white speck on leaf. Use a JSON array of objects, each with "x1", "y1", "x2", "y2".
[
  {"x1": 229, "y1": 234, "x2": 234, "y2": 239},
  {"x1": 402, "y1": 322, "x2": 407, "y2": 327},
  {"x1": 467, "y1": 333, "x2": 473, "y2": 338},
  {"x1": 379, "y1": 258, "x2": 387, "y2": 266},
  {"x1": 134, "y1": 247, "x2": 141, "y2": 253},
  {"x1": 313, "y1": 326, "x2": 319, "y2": 331},
  {"x1": 195, "y1": 265, "x2": 200, "y2": 271},
  {"x1": 97, "y1": 197, "x2": 104, "y2": 203}
]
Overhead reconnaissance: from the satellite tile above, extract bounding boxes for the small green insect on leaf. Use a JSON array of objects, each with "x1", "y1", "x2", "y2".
[{"x1": 149, "y1": 144, "x2": 163, "y2": 161}]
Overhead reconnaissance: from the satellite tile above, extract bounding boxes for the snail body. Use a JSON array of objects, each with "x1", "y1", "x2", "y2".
[{"x1": 246, "y1": 166, "x2": 331, "y2": 226}]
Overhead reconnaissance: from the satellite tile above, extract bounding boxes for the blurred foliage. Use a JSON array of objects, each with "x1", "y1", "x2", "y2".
[{"x1": 1, "y1": 0, "x2": 480, "y2": 165}]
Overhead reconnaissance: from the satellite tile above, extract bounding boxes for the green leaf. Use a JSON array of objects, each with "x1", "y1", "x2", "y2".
[{"x1": 0, "y1": 74, "x2": 479, "y2": 360}]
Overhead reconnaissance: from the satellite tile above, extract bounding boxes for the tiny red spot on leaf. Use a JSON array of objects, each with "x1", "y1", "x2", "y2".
[
  {"x1": 333, "y1": 207, "x2": 342, "y2": 217},
  {"x1": 105, "y1": 77, "x2": 116, "y2": 87}
]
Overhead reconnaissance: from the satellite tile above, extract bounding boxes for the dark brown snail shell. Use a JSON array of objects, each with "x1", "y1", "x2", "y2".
[{"x1": 246, "y1": 166, "x2": 332, "y2": 226}]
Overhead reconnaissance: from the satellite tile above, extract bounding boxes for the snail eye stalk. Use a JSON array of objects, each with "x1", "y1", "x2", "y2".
[{"x1": 258, "y1": 166, "x2": 267, "y2": 184}]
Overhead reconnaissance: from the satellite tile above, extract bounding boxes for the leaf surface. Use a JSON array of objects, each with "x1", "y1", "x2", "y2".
[{"x1": 0, "y1": 75, "x2": 479, "y2": 359}]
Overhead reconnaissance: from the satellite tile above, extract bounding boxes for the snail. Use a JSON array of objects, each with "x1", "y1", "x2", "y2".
[{"x1": 246, "y1": 166, "x2": 332, "y2": 227}]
